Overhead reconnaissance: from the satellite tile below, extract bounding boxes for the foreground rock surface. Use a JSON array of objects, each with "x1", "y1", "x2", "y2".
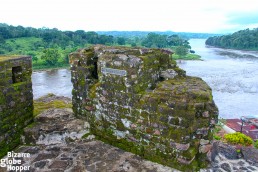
[
  {"x1": 24, "y1": 108, "x2": 89, "y2": 145},
  {"x1": 15, "y1": 141, "x2": 178, "y2": 172},
  {"x1": 1, "y1": 96, "x2": 258, "y2": 172},
  {"x1": 1, "y1": 95, "x2": 178, "y2": 172}
]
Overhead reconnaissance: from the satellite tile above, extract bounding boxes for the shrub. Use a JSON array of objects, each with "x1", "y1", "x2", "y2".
[
  {"x1": 224, "y1": 132, "x2": 253, "y2": 146},
  {"x1": 254, "y1": 140, "x2": 258, "y2": 149},
  {"x1": 213, "y1": 135, "x2": 221, "y2": 140}
]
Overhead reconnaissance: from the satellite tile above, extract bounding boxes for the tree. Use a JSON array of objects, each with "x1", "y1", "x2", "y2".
[
  {"x1": 28, "y1": 52, "x2": 38, "y2": 63},
  {"x1": 141, "y1": 32, "x2": 168, "y2": 48},
  {"x1": 85, "y1": 31, "x2": 99, "y2": 44},
  {"x1": 167, "y1": 34, "x2": 183, "y2": 46},
  {"x1": 117, "y1": 37, "x2": 126, "y2": 45},
  {"x1": 32, "y1": 56, "x2": 38, "y2": 63},
  {"x1": 205, "y1": 28, "x2": 258, "y2": 50},
  {"x1": 41, "y1": 48, "x2": 60, "y2": 66},
  {"x1": 175, "y1": 46, "x2": 188, "y2": 57},
  {"x1": 0, "y1": 27, "x2": 11, "y2": 39},
  {"x1": 131, "y1": 42, "x2": 136, "y2": 47},
  {"x1": 0, "y1": 35, "x2": 5, "y2": 44},
  {"x1": 98, "y1": 35, "x2": 114, "y2": 45}
]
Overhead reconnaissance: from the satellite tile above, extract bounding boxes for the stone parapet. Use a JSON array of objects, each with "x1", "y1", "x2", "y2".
[
  {"x1": 69, "y1": 46, "x2": 218, "y2": 170},
  {"x1": 0, "y1": 56, "x2": 33, "y2": 158}
]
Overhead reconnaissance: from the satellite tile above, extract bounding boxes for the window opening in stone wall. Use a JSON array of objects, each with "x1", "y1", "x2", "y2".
[
  {"x1": 92, "y1": 58, "x2": 98, "y2": 79},
  {"x1": 12, "y1": 66, "x2": 22, "y2": 83},
  {"x1": 159, "y1": 76, "x2": 165, "y2": 82}
]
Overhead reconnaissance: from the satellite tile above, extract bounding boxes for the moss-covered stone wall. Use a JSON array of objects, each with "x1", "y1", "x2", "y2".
[
  {"x1": 69, "y1": 46, "x2": 218, "y2": 170},
  {"x1": 0, "y1": 56, "x2": 33, "y2": 158}
]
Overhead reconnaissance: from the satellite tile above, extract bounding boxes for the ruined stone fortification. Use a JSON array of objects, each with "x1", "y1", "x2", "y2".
[
  {"x1": 69, "y1": 46, "x2": 218, "y2": 170},
  {"x1": 0, "y1": 56, "x2": 33, "y2": 158}
]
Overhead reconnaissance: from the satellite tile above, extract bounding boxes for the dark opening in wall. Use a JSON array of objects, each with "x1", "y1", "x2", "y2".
[
  {"x1": 159, "y1": 76, "x2": 165, "y2": 82},
  {"x1": 92, "y1": 58, "x2": 98, "y2": 79},
  {"x1": 12, "y1": 66, "x2": 22, "y2": 83}
]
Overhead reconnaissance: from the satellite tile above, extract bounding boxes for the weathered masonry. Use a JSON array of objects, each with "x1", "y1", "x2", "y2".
[
  {"x1": 0, "y1": 56, "x2": 33, "y2": 158},
  {"x1": 69, "y1": 46, "x2": 218, "y2": 170}
]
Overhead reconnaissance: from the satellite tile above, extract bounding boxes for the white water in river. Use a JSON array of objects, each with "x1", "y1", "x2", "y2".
[{"x1": 178, "y1": 39, "x2": 258, "y2": 119}]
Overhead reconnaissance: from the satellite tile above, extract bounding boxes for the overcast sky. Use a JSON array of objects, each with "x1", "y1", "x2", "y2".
[{"x1": 1, "y1": 0, "x2": 258, "y2": 33}]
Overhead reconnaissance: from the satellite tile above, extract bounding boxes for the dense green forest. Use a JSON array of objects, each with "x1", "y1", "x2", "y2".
[
  {"x1": 205, "y1": 28, "x2": 258, "y2": 50},
  {"x1": 0, "y1": 23, "x2": 207, "y2": 69},
  {"x1": 97, "y1": 31, "x2": 219, "y2": 39}
]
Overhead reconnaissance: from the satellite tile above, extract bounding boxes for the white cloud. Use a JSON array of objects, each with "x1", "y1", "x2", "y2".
[{"x1": 0, "y1": 0, "x2": 258, "y2": 33}]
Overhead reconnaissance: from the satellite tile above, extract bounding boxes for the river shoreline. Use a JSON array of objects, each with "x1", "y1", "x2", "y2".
[
  {"x1": 206, "y1": 44, "x2": 258, "y2": 53},
  {"x1": 32, "y1": 64, "x2": 70, "y2": 71}
]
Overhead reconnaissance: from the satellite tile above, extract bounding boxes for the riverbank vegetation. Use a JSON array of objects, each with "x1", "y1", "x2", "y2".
[
  {"x1": 173, "y1": 53, "x2": 201, "y2": 60},
  {"x1": 206, "y1": 28, "x2": 258, "y2": 51},
  {"x1": 0, "y1": 23, "x2": 209, "y2": 69}
]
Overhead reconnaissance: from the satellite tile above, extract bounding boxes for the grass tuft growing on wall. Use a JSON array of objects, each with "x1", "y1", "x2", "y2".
[{"x1": 33, "y1": 95, "x2": 72, "y2": 116}]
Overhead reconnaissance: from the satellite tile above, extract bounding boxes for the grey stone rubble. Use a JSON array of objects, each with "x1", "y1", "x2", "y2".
[
  {"x1": 202, "y1": 154, "x2": 258, "y2": 172},
  {"x1": 23, "y1": 108, "x2": 90, "y2": 145},
  {"x1": 202, "y1": 141, "x2": 258, "y2": 172}
]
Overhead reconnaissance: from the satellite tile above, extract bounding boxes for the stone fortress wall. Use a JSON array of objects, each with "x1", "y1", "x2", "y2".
[
  {"x1": 0, "y1": 56, "x2": 33, "y2": 158},
  {"x1": 69, "y1": 45, "x2": 218, "y2": 170}
]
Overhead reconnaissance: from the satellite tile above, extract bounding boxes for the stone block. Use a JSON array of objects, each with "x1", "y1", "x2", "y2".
[
  {"x1": 241, "y1": 147, "x2": 258, "y2": 164},
  {"x1": 211, "y1": 141, "x2": 238, "y2": 161}
]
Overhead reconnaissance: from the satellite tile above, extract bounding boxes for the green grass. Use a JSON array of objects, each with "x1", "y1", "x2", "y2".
[
  {"x1": 82, "y1": 133, "x2": 92, "y2": 139},
  {"x1": 33, "y1": 98, "x2": 72, "y2": 117},
  {"x1": 172, "y1": 53, "x2": 202, "y2": 60},
  {"x1": 6, "y1": 37, "x2": 42, "y2": 51}
]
